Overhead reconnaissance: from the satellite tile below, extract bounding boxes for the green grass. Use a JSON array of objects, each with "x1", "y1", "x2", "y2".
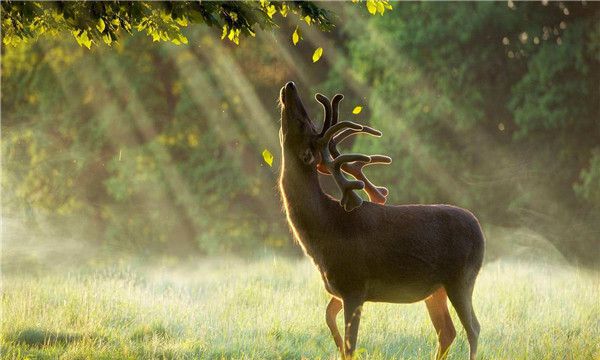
[{"x1": 2, "y1": 257, "x2": 599, "y2": 359}]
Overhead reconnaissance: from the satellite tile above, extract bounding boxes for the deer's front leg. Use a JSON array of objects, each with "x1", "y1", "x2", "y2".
[
  {"x1": 326, "y1": 297, "x2": 344, "y2": 355},
  {"x1": 343, "y1": 297, "x2": 364, "y2": 359}
]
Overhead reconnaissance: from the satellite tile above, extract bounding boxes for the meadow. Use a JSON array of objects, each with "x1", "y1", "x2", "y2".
[
  {"x1": 2, "y1": 253, "x2": 599, "y2": 360},
  {"x1": 3, "y1": 2, "x2": 599, "y2": 359}
]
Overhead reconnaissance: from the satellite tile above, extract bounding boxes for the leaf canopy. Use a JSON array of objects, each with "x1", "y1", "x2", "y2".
[{"x1": 1, "y1": 1, "x2": 335, "y2": 48}]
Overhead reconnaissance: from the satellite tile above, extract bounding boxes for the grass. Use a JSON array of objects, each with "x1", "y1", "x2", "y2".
[{"x1": 1, "y1": 256, "x2": 599, "y2": 359}]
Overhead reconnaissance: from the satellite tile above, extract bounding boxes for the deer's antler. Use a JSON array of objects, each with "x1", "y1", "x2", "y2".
[{"x1": 315, "y1": 93, "x2": 392, "y2": 211}]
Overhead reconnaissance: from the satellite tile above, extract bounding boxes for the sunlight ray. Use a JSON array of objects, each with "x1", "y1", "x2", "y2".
[
  {"x1": 88, "y1": 47, "x2": 208, "y2": 246},
  {"x1": 163, "y1": 42, "x2": 285, "y2": 235}
]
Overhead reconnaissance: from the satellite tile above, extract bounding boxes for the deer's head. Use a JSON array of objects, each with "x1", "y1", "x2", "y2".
[
  {"x1": 279, "y1": 81, "x2": 319, "y2": 166},
  {"x1": 279, "y1": 81, "x2": 392, "y2": 211}
]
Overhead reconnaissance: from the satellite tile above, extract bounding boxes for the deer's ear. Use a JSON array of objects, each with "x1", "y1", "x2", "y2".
[{"x1": 300, "y1": 148, "x2": 315, "y2": 165}]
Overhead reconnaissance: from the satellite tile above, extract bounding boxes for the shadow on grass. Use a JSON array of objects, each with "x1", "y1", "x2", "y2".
[
  {"x1": 6, "y1": 328, "x2": 84, "y2": 347},
  {"x1": 130, "y1": 322, "x2": 173, "y2": 341}
]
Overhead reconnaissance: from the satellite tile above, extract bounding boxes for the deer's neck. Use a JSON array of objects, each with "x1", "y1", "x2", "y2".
[{"x1": 279, "y1": 151, "x2": 332, "y2": 256}]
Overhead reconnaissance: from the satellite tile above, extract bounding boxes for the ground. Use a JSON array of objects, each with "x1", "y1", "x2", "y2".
[{"x1": 2, "y1": 256, "x2": 599, "y2": 359}]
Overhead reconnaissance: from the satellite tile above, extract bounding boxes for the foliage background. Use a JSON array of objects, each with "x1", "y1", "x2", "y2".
[{"x1": 2, "y1": 1, "x2": 599, "y2": 265}]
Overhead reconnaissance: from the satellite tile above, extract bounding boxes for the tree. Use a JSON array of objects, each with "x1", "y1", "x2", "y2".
[
  {"x1": 2, "y1": 1, "x2": 397, "y2": 256},
  {"x1": 2, "y1": 32, "x2": 286, "y2": 255},
  {"x1": 334, "y1": 2, "x2": 600, "y2": 265},
  {"x1": 1, "y1": 1, "x2": 334, "y2": 48}
]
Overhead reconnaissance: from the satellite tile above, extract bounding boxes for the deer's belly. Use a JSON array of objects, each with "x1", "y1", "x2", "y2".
[
  {"x1": 365, "y1": 279, "x2": 441, "y2": 304},
  {"x1": 318, "y1": 268, "x2": 368, "y2": 299},
  {"x1": 319, "y1": 270, "x2": 344, "y2": 298}
]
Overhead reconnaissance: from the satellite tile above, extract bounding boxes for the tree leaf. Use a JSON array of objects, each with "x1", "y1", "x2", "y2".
[
  {"x1": 221, "y1": 25, "x2": 228, "y2": 40},
  {"x1": 74, "y1": 30, "x2": 92, "y2": 49},
  {"x1": 292, "y1": 27, "x2": 300, "y2": 45},
  {"x1": 280, "y1": 4, "x2": 289, "y2": 17},
  {"x1": 266, "y1": 5, "x2": 277, "y2": 19},
  {"x1": 1, "y1": 2, "x2": 336, "y2": 49},
  {"x1": 312, "y1": 47, "x2": 323, "y2": 63},
  {"x1": 377, "y1": 1, "x2": 385, "y2": 15},
  {"x1": 102, "y1": 33, "x2": 112, "y2": 45},
  {"x1": 352, "y1": 106, "x2": 363, "y2": 114},
  {"x1": 366, "y1": 0, "x2": 377, "y2": 15},
  {"x1": 262, "y1": 149, "x2": 274, "y2": 167},
  {"x1": 97, "y1": 18, "x2": 105, "y2": 33}
]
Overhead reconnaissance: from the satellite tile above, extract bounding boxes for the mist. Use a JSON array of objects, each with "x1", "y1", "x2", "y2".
[{"x1": 2, "y1": 2, "x2": 599, "y2": 359}]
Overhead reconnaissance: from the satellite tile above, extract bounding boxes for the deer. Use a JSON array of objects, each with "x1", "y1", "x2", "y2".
[{"x1": 278, "y1": 81, "x2": 485, "y2": 360}]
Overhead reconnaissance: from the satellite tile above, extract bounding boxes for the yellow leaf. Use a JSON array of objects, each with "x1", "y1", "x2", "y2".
[
  {"x1": 312, "y1": 47, "x2": 323, "y2": 63},
  {"x1": 187, "y1": 133, "x2": 199, "y2": 147},
  {"x1": 292, "y1": 27, "x2": 300, "y2": 45},
  {"x1": 78, "y1": 31, "x2": 92, "y2": 49},
  {"x1": 266, "y1": 5, "x2": 277, "y2": 18},
  {"x1": 175, "y1": 17, "x2": 188, "y2": 26},
  {"x1": 304, "y1": 15, "x2": 312, "y2": 25},
  {"x1": 377, "y1": 1, "x2": 385, "y2": 15},
  {"x1": 221, "y1": 25, "x2": 228, "y2": 40},
  {"x1": 366, "y1": 0, "x2": 377, "y2": 15},
  {"x1": 262, "y1": 149, "x2": 274, "y2": 167},
  {"x1": 102, "y1": 33, "x2": 112, "y2": 45},
  {"x1": 352, "y1": 106, "x2": 363, "y2": 114},
  {"x1": 280, "y1": 4, "x2": 289, "y2": 17},
  {"x1": 228, "y1": 28, "x2": 240, "y2": 45},
  {"x1": 97, "y1": 18, "x2": 105, "y2": 33}
]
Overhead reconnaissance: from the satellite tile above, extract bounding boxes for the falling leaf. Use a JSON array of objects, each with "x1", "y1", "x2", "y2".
[
  {"x1": 262, "y1": 149, "x2": 274, "y2": 167},
  {"x1": 352, "y1": 106, "x2": 363, "y2": 114},
  {"x1": 312, "y1": 47, "x2": 323, "y2": 63},
  {"x1": 292, "y1": 27, "x2": 300, "y2": 45}
]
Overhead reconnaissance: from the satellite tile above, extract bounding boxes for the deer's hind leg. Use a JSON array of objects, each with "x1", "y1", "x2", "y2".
[
  {"x1": 425, "y1": 287, "x2": 456, "y2": 360},
  {"x1": 326, "y1": 297, "x2": 344, "y2": 355},
  {"x1": 446, "y1": 280, "x2": 480, "y2": 360}
]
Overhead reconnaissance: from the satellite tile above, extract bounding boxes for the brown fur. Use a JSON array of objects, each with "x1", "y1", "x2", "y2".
[{"x1": 278, "y1": 82, "x2": 484, "y2": 359}]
